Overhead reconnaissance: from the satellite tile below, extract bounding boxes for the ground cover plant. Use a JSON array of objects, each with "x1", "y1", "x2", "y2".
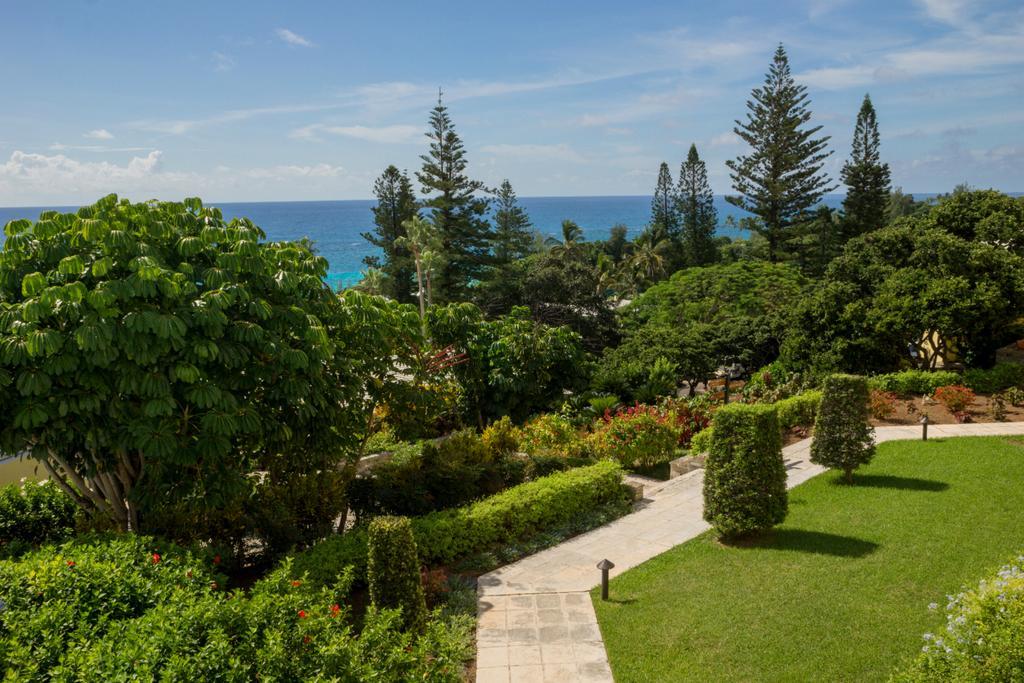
[{"x1": 594, "y1": 436, "x2": 1024, "y2": 682}]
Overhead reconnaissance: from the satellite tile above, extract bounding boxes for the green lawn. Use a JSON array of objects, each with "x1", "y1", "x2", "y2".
[{"x1": 593, "y1": 436, "x2": 1024, "y2": 682}]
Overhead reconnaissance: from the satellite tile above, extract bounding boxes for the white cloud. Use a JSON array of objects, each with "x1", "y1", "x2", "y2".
[
  {"x1": 709, "y1": 131, "x2": 741, "y2": 147},
  {"x1": 49, "y1": 143, "x2": 150, "y2": 152},
  {"x1": 916, "y1": 0, "x2": 968, "y2": 24},
  {"x1": 276, "y1": 28, "x2": 314, "y2": 47},
  {"x1": 290, "y1": 123, "x2": 421, "y2": 144},
  {"x1": 480, "y1": 143, "x2": 585, "y2": 163},
  {"x1": 84, "y1": 129, "x2": 114, "y2": 140},
  {"x1": 243, "y1": 163, "x2": 343, "y2": 179},
  {"x1": 212, "y1": 51, "x2": 235, "y2": 72}
]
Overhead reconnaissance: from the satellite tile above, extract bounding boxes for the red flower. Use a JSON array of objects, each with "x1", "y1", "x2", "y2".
[
  {"x1": 151, "y1": 553, "x2": 161, "y2": 564},
  {"x1": 186, "y1": 570, "x2": 193, "y2": 578},
  {"x1": 213, "y1": 555, "x2": 221, "y2": 565},
  {"x1": 298, "y1": 609, "x2": 308, "y2": 619},
  {"x1": 291, "y1": 580, "x2": 302, "y2": 587},
  {"x1": 66, "y1": 560, "x2": 75, "y2": 567},
  {"x1": 330, "y1": 603, "x2": 341, "y2": 617},
  {"x1": 303, "y1": 635, "x2": 312, "y2": 644}
]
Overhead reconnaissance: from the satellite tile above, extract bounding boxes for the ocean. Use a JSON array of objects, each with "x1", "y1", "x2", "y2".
[{"x1": 0, "y1": 195, "x2": 849, "y2": 288}]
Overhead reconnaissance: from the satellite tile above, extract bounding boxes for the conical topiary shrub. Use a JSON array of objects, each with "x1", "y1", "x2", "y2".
[
  {"x1": 702, "y1": 403, "x2": 787, "y2": 538},
  {"x1": 367, "y1": 515, "x2": 427, "y2": 632},
  {"x1": 810, "y1": 374, "x2": 875, "y2": 483}
]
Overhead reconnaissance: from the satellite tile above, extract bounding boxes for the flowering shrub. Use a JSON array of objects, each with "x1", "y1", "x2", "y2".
[
  {"x1": 868, "y1": 389, "x2": 898, "y2": 420},
  {"x1": 934, "y1": 385, "x2": 975, "y2": 416},
  {"x1": 0, "y1": 480, "x2": 76, "y2": 559},
  {"x1": 660, "y1": 397, "x2": 716, "y2": 448},
  {"x1": 519, "y1": 413, "x2": 589, "y2": 459},
  {"x1": 893, "y1": 554, "x2": 1024, "y2": 682},
  {"x1": 590, "y1": 406, "x2": 679, "y2": 468},
  {"x1": 0, "y1": 535, "x2": 471, "y2": 680}
]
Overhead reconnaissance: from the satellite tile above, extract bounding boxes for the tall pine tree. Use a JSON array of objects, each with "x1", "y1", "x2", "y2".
[
  {"x1": 726, "y1": 44, "x2": 835, "y2": 262},
  {"x1": 676, "y1": 144, "x2": 718, "y2": 267},
  {"x1": 417, "y1": 92, "x2": 492, "y2": 301},
  {"x1": 491, "y1": 179, "x2": 533, "y2": 264},
  {"x1": 361, "y1": 165, "x2": 418, "y2": 302},
  {"x1": 840, "y1": 94, "x2": 891, "y2": 240},
  {"x1": 648, "y1": 162, "x2": 678, "y2": 243}
]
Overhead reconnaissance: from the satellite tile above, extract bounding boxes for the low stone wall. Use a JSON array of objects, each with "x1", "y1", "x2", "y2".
[{"x1": 669, "y1": 452, "x2": 706, "y2": 478}]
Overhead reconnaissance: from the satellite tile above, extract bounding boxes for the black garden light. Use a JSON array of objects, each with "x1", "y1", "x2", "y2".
[
  {"x1": 920, "y1": 414, "x2": 929, "y2": 441},
  {"x1": 597, "y1": 558, "x2": 615, "y2": 600}
]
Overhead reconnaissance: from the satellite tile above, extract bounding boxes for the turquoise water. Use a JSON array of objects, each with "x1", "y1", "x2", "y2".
[{"x1": 0, "y1": 195, "x2": 849, "y2": 288}]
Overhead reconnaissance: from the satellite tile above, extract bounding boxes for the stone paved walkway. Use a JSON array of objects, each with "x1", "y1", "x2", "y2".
[{"x1": 474, "y1": 421, "x2": 1024, "y2": 682}]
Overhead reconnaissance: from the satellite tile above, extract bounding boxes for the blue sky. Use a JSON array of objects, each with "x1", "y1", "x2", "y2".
[{"x1": 1, "y1": 0, "x2": 1021, "y2": 205}]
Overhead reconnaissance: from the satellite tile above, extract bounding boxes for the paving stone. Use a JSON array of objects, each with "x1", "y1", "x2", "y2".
[
  {"x1": 509, "y1": 665, "x2": 544, "y2": 683},
  {"x1": 507, "y1": 644, "x2": 543, "y2": 665}
]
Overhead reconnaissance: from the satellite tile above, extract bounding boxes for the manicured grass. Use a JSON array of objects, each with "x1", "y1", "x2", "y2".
[{"x1": 592, "y1": 436, "x2": 1024, "y2": 682}]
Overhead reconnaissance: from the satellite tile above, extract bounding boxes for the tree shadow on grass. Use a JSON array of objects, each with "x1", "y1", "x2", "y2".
[
  {"x1": 842, "y1": 474, "x2": 949, "y2": 492},
  {"x1": 726, "y1": 529, "x2": 879, "y2": 558}
]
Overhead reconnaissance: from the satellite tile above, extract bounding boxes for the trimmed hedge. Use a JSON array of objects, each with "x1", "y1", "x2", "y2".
[
  {"x1": 811, "y1": 375, "x2": 875, "y2": 483},
  {"x1": 868, "y1": 370, "x2": 960, "y2": 396},
  {"x1": 287, "y1": 460, "x2": 628, "y2": 588},
  {"x1": 962, "y1": 362, "x2": 1024, "y2": 395},
  {"x1": 774, "y1": 390, "x2": 822, "y2": 430},
  {"x1": 893, "y1": 553, "x2": 1024, "y2": 682},
  {"x1": 0, "y1": 480, "x2": 76, "y2": 559},
  {"x1": 368, "y1": 516, "x2": 428, "y2": 632},
  {"x1": 702, "y1": 403, "x2": 787, "y2": 538}
]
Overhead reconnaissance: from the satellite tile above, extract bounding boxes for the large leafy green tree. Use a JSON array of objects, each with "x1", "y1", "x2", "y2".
[
  {"x1": 783, "y1": 191, "x2": 1024, "y2": 372},
  {"x1": 417, "y1": 94, "x2": 492, "y2": 301},
  {"x1": 427, "y1": 303, "x2": 585, "y2": 425},
  {"x1": 676, "y1": 144, "x2": 718, "y2": 267},
  {"x1": 0, "y1": 196, "x2": 417, "y2": 537},
  {"x1": 840, "y1": 95, "x2": 891, "y2": 241},
  {"x1": 726, "y1": 44, "x2": 835, "y2": 262},
  {"x1": 600, "y1": 261, "x2": 807, "y2": 399},
  {"x1": 361, "y1": 165, "x2": 418, "y2": 303}
]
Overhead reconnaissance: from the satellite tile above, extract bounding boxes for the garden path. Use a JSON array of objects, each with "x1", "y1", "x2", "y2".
[{"x1": 473, "y1": 421, "x2": 1024, "y2": 683}]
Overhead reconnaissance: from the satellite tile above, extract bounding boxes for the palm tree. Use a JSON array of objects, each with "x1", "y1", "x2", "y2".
[
  {"x1": 624, "y1": 239, "x2": 672, "y2": 293},
  {"x1": 545, "y1": 219, "x2": 584, "y2": 255}
]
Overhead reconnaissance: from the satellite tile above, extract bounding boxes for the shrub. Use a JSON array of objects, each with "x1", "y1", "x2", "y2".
[
  {"x1": 868, "y1": 389, "x2": 898, "y2": 420},
  {"x1": 282, "y1": 461, "x2": 628, "y2": 587},
  {"x1": 0, "y1": 479, "x2": 76, "y2": 559},
  {"x1": 743, "y1": 360, "x2": 816, "y2": 403},
  {"x1": 589, "y1": 407, "x2": 678, "y2": 468},
  {"x1": 892, "y1": 554, "x2": 1024, "y2": 682},
  {"x1": 868, "y1": 370, "x2": 960, "y2": 396},
  {"x1": 660, "y1": 396, "x2": 716, "y2": 447},
  {"x1": 811, "y1": 375, "x2": 875, "y2": 483},
  {"x1": 0, "y1": 536, "x2": 470, "y2": 680},
  {"x1": 367, "y1": 516, "x2": 428, "y2": 632},
  {"x1": 774, "y1": 390, "x2": 823, "y2": 430},
  {"x1": 989, "y1": 393, "x2": 1008, "y2": 421},
  {"x1": 1005, "y1": 386, "x2": 1024, "y2": 407},
  {"x1": 519, "y1": 413, "x2": 589, "y2": 459},
  {"x1": 481, "y1": 416, "x2": 521, "y2": 456},
  {"x1": 962, "y1": 362, "x2": 1024, "y2": 395},
  {"x1": 934, "y1": 385, "x2": 976, "y2": 415},
  {"x1": 702, "y1": 403, "x2": 787, "y2": 538},
  {"x1": 0, "y1": 534, "x2": 220, "y2": 675},
  {"x1": 348, "y1": 430, "x2": 523, "y2": 519},
  {"x1": 690, "y1": 426, "x2": 714, "y2": 454}
]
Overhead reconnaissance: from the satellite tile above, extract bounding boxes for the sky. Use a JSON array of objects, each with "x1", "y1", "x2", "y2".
[{"x1": 0, "y1": 0, "x2": 1022, "y2": 206}]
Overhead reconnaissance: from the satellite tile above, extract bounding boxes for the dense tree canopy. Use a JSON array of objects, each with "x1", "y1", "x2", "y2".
[
  {"x1": 783, "y1": 191, "x2": 1024, "y2": 373},
  {"x1": 0, "y1": 196, "x2": 416, "y2": 537},
  {"x1": 597, "y1": 261, "x2": 807, "y2": 400}
]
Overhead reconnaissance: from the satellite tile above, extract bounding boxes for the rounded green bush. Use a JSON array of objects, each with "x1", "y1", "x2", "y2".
[
  {"x1": 702, "y1": 403, "x2": 787, "y2": 538},
  {"x1": 810, "y1": 374, "x2": 875, "y2": 483},
  {"x1": 367, "y1": 516, "x2": 428, "y2": 632}
]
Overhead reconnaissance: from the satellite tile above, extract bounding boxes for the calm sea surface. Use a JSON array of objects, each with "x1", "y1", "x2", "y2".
[{"x1": 0, "y1": 194, "x2": 852, "y2": 288}]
